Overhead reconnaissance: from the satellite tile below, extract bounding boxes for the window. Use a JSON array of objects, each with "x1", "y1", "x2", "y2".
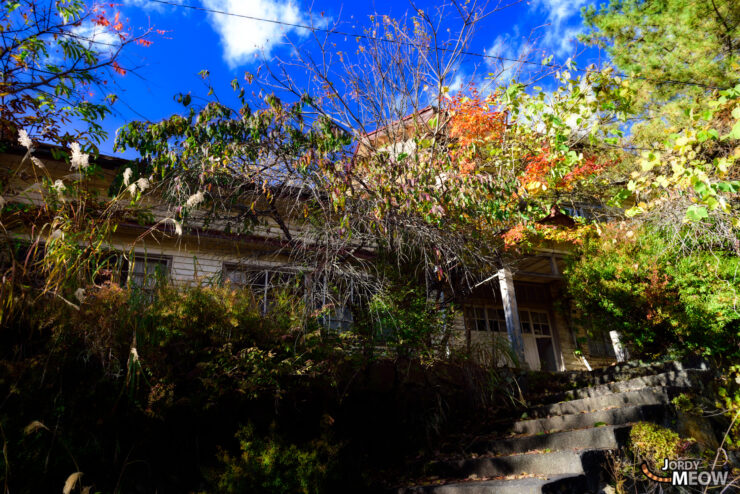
[
  {"x1": 586, "y1": 327, "x2": 616, "y2": 358},
  {"x1": 316, "y1": 276, "x2": 357, "y2": 332},
  {"x1": 518, "y1": 309, "x2": 552, "y2": 335},
  {"x1": 93, "y1": 251, "x2": 127, "y2": 286},
  {"x1": 465, "y1": 305, "x2": 507, "y2": 332},
  {"x1": 222, "y1": 264, "x2": 297, "y2": 314},
  {"x1": 325, "y1": 304, "x2": 354, "y2": 332},
  {"x1": 519, "y1": 310, "x2": 550, "y2": 335},
  {"x1": 129, "y1": 255, "x2": 171, "y2": 289},
  {"x1": 520, "y1": 309, "x2": 557, "y2": 371}
]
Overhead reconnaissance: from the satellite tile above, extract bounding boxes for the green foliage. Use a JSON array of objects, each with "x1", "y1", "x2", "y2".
[
  {"x1": 68, "y1": 282, "x2": 317, "y2": 401},
  {"x1": 716, "y1": 365, "x2": 740, "y2": 450},
  {"x1": 0, "y1": 280, "x2": 506, "y2": 492},
  {"x1": 356, "y1": 281, "x2": 456, "y2": 359},
  {"x1": 622, "y1": 85, "x2": 740, "y2": 236},
  {"x1": 581, "y1": 0, "x2": 740, "y2": 143},
  {"x1": 565, "y1": 227, "x2": 740, "y2": 363},
  {"x1": 210, "y1": 424, "x2": 339, "y2": 494},
  {"x1": 0, "y1": 0, "x2": 153, "y2": 146},
  {"x1": 629, "y1": 422, "x2": 686, "y2": 470}
]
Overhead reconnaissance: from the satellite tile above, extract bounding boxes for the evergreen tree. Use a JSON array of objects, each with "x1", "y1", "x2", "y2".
[{"x1": 580, "y1": 0, "x2": 740, "y2": 143}]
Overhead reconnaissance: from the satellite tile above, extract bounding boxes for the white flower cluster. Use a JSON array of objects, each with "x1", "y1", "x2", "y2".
[
  {"x1": 123, "y1": 168, "x2": 133, "y2": 186},
  {"x1": 169, "y1": 218, "x2": 183, "y2": 236},
  {"x1": 52, "y1": 180, "x2": 67, "y2": 202},
  {"x1": 127, "y1": 177, "x2": 150, "y2": 197},
  {"x1": 186, "y1": 191, "x2": 204, "y2": 208},
  {"x1": 69, "y1": 142, "x2": 89, "y2": 171},
  {"x1": 18, "y1": 129, "x2": 33, "y2": 150}
]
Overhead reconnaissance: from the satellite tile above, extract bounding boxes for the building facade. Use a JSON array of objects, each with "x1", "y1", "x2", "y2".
[{"x1": 1, "y1": 144, "x2": 618, "y2": 371}]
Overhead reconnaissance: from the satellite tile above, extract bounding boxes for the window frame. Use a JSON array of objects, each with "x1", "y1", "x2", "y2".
[
  {"x1": 464, "y1": 304, "x2": 507, "y2": 333},
  {"x1": 221, "y1": 263, "x2": 300, "y2": 314},
  {"x1": 518, "y1": 309, "x2": 552, "y2": 337},
  {"x1": 128, "y1": 253, "x2": 172, "y2": 289}
]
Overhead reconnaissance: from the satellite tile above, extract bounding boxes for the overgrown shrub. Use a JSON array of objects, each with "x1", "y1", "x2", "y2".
[
  {"x1": 210, "y1": 424, "x2": 340, "y2": 494},
  {"x1": 717, "y1": 365, "x2": 740, "y2": 450},
  {"x1": 629, "y1": 422, "x2": 689, "y2": 470},
  {"x1": 0, "y1": 281, "x2": 498, "y2": 493},
  {"x1": 565, "y1": 226, "x2": 740, "y2": 364},
  {"x1": 353, "y1": 280, "x2": 457, "y2": 359}
]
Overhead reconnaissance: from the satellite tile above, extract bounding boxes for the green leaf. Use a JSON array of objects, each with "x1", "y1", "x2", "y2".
[
  {"x1": 685, "y1": 205, "x2": 708, "y2": 221},
  {"x1": 730, "y1": 121, "x2": 740, "y2": 140},
  {"x1": 693, "y1": 180, "x2": 708, "y2": 197},
  {"x1": 704, "y1": 196, "x2": 719, "y2": 210}
]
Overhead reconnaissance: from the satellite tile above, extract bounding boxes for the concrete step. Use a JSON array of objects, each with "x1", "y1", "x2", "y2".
[
  {"x1": 508, "y1": 403, "x2": 666, "y2": 435},
  {"x1": 396, "y1": 473, "x2": 589, "y2": 494},
  {"x1": 562, "y1": 359, "x2": 708, "y2": 388},
  {"x1": 431, "y1": 449, "x2": 609, "y2": 480},
  {"x1": 527, "y1": 386, "x2": 677, "y2": 419},
  {"x1": 471, "y1": 425, "x2": 630, "y2": 457},
  {"x1": 532, "y1": 369, "x2": 709, "y2": 407}
]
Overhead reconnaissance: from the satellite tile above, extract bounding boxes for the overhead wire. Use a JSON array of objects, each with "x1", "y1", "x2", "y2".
[{"x1": 148, "y1": 0, "x2": 730, "y2": 90}]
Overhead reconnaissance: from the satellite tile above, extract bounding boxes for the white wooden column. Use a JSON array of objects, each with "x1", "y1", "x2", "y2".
[
  {"x1": 609, "y1": 330, "x2": 630, "y2": 363},
  {"x1": 498, "y1": 267, "x2": 526, "y2": 366}
]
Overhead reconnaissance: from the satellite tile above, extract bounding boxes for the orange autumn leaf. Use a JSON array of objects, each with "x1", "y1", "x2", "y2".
[{"x1": 111, "y1": 61, "x2": 126, "y2": 76}]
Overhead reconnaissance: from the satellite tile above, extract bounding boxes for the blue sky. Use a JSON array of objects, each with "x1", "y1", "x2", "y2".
[{"x1": 98, "y1": 0, "x2": 604, "y2": 158}]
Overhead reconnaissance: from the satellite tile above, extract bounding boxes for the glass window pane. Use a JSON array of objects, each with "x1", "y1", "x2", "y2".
[
  {"x1": 131, "y1": 256, "x2": 169, "y2": 289},
  {"x1": 530, "y1": 311, "x2": 551, "y2": 335},
  {"x1": 519, "y1": 310, "x2": 532, "y2": 333}
]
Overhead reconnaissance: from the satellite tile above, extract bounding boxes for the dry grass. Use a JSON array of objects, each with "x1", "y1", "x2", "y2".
[
  {"x1": 22, "y1": 421, "x2": 48, "y2": 435},
  {"x1": 62, "y1": 472, "x2": 83, "y2": 494}
]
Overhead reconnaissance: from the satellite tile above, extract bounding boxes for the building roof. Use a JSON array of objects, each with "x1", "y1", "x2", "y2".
[{"x1": 2, "y1": 141, "x2": 134, "y2": 171}]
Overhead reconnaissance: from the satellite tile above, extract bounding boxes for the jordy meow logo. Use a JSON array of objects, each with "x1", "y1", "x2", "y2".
[{"x1": 641, "y1": 459, "x2": 731, "y2": 487}]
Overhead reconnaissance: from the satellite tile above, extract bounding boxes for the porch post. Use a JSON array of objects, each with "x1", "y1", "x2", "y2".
[
  {"x1": 498, "y1": 267, "x2": 526, "y2": 366},
  {"x1": 609, "y1": 330, "x2": 630, "y2": 363}
]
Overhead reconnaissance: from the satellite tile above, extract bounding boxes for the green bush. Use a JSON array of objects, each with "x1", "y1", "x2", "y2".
[
  {"x1": 1, "y1": 279, "x2": 495, "y2": 492},
  {"x1": 717, "y1": 365, "x2": 740, "y2": 450},
  {"x1": 210, "y1": 424, "x2": 339, "y2": 494},
  {"x1": 629, "y1": 422, "x2": 685, "y2": 470},
  {"x1": 565, "y1": 226, "x2": 740, "y2": 363},
  {"x1": 354, "y1": 281, "x2": 456, "y2": 359}
]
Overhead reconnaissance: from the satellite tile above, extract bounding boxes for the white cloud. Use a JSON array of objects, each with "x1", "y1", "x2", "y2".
[
  {"x1": 538, "y1": 0, "x2": 588, "y2": 27},
  {"x1": 70, "y1": 22, "x2": 120, "y2": 51},
  {"x1": 532, "y1": 0, "x2": 589, "y2": 56},
  {"x1": 122, "y1": 0, "x2": 186, "y2": 11},
  {"x1": 202, "y1": 0, "x2": 308, "y2": 67},
  {"x1": 483, "y1": 33, "x2": 534, "y2": 84}
]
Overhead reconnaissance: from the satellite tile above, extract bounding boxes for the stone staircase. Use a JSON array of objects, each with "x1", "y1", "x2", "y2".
[{"x1": 397, "y1": 361, "x2": 711, "y2": 494}]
